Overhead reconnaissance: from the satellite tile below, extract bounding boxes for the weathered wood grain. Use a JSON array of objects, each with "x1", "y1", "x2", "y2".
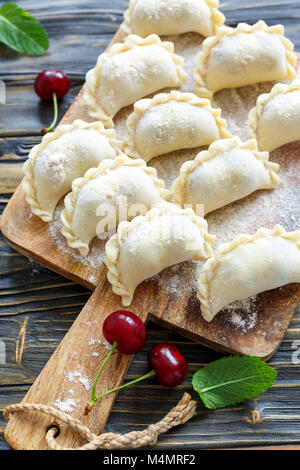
[
  {"x1": 0, "y1": 0, "x2": 300, "y2": 450},
  {"x1": 2, "y1": 257, "x2": 298, "y2": 448},
  {"x1": 1, "y1": 310, "x2": 300, "y2": 449}
]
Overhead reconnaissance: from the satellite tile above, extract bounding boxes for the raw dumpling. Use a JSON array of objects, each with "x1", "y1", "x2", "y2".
[
  {"x1": 194, "y1": 21, "x2": 296, "y2": 98},
  {"x1": 124, "y1": 91, "x2": 230, "y2": 161},
  {"x1": 105, "y1": 204, "x2": 215, "y2": 305},
  {"x1": 23, "y1": 120, "x2": 122, "y2": 222},
  {"x1": 84, "y1": 34, "x2": 187, "y2": 127},
  {"x1": 123, "y1": 0, "x2": 225, "y2": 38},
  {"x1": 249, "y1": 81, "x2": 300, "y2": 152},
  {"x1": 172, "y1": 137, "x2": 281, "y2": 215},
  {"x1": 198, "y1": 225, "x2": 300, "y2": 322},
  {"x1": 61, "y1": 154, "x2": 170, "y2": 256}
]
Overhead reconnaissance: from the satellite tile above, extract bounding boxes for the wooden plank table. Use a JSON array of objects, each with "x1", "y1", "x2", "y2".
[{"x1": 0, "y1": 0, "x2": 300, "y2": 450}]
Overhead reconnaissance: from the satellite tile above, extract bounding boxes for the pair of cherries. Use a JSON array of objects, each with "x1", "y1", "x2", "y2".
[
  {"x1": 85, "y1": 311, "x2": 189, "y2": 414},
  {"x1": 35, "y1": 69, "x2": 70, "y2": 134}
]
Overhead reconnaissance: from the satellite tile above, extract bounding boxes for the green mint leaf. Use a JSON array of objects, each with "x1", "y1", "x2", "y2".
[
  {"x1": 0, "y1": 3, "x2": 49, "y2": 56},
  {"x1": 192, "y1": 355, "x2": 277, "y2": 410}
]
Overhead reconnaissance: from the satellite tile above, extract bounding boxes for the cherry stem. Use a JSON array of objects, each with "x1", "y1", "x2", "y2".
[
  {"x1": 85, "y1": 369, "x2": 156, "y2": 415},
  {"x1": 42, "y1": 92, "x2": 58, "y2": 134},
  {"x1": 95, "y1": 369, "x2": 156, "y2": 403},
  {"x1": 83, "y1": 340, "x2": 118, "y2": 415}
]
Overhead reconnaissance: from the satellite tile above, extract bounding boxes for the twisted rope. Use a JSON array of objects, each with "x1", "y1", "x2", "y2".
[{"x1": 4, "y1": 393, "x2": 196, "y2": 450}]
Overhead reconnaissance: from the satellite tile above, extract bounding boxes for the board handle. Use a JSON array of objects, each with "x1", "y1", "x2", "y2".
[{"x1": 4, "y1": 273, "x2": 152, "y2": 450}]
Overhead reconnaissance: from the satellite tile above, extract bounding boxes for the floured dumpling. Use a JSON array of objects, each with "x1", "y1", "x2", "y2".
[
  {"x1": 198, "y1": 225, "x2": 300, "y2": 321},
  {"x1": 105, "y1": 203, "x2": 215, "y2": 305},
  {"x1": 194, "y1": 21, "x2": 296, "y2": 98},
  {"x1": 22, "y1": 120, "x2": 122, "y2": 222},
  {"x1": 123, "y1": 0, "x2": 225, "y2": 38},
  {"x1": 172, "y1": 137, "x2": 281, "y2": 215},
  {"x1": 249, "y1": 81, "x2": 300, "y2": 152},
  {"x1": 84, "y1": 34, "x2": 187, "y2": 127},
  {"x1": 124, "y1": 91, "x2": 230, "y2": 162},
  {"x1": 61, "y1": 154, "x2": 170, "y2": 256}
]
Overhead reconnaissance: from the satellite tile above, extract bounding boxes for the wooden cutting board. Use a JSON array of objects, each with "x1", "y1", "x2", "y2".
[{"x1": 1, "y1": 27, "x2": 300, "y2": 450}]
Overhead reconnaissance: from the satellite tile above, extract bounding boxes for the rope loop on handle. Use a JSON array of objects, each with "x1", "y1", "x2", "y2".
[{"x1": 4, "y1": 393, "x2": 196, "y2": 450}]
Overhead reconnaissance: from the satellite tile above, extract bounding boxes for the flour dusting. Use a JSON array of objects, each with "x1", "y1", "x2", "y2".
[
  {"x1": 225, "y1": 296, "x2": 258, "y2": 333},
  {"x1": 88, "y1": 337, "x2": 112, "y2": 351},
  {"x1": 65, "y1": 368, "x2": 91, "y2": 391}
]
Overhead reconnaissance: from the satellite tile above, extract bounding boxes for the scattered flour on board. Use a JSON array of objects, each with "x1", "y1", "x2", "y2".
[
  {"x1": 87, "y1": 274, "x2": 97, "y2": 284},
  {"x1": 103, "y1": 339, "x2": 112, "y2": 350},
  {"x1": 88, "y1": 338, "x2": 98, "y2": 346},
  {"x1": 65, "y1": 368, "x2": 91, "y2": 391},
  {"x1": 225, "y1": 296, "x2": 258, "y2": 333},
  {"x1": 52, "y1": 340, "x2": 113, "y2": 414},
  {"x1": 54, "y1": 343, "x2": 113, "y2": 413},
  {"x1": 88, "y1": 337, "x2": 112, "y2": 351}
]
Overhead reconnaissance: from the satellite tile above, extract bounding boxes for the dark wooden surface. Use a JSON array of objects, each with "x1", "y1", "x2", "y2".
[{"x1": 0, "y1": 0, "x2": 300, "y2": 450}]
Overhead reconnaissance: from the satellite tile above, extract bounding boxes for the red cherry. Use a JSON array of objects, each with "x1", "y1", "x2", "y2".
[
  {"x1": 148, "y1": 343, "x2": 188, "y2": 387},
  {"x1": 34, "y1": 69, "x2": 70, "y2": 101},
  {"x1": 102, "y1": 310, "x2": 146, "y2": 355}
]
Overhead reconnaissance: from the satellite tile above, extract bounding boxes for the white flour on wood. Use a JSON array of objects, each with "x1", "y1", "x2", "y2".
[{"x1": 47, "y1": 32, "x2": 300, "y2": 319}]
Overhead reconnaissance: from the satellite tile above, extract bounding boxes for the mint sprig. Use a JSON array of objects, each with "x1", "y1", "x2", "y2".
[
  {"x1": 0, "y1": 3, "x2": 49, "y2": 56},
  {"x1": 192, "y1": 355, "x2": 277, "y2": 410}
]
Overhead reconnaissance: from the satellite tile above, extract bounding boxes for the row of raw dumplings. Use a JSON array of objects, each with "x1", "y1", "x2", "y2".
[
  {"x1": 23, "y1": 82, "x2": 300, "y2": 225},
  {"x1": 23, "y1": 0, "x2": 300, "y2": 321},
  {"x1": 84, "y1": 21, "x2": 297, "y2": 126}
]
